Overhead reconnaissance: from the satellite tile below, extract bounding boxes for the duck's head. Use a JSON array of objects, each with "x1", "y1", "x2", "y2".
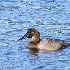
[{"x1": 18, "y1": 28, "x2": 40, "y2": 42}]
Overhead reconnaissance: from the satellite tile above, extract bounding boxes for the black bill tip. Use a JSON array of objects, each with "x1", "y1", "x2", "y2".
[{"x1": 18, "y1": 36, "x2": 25, "y2": 41}]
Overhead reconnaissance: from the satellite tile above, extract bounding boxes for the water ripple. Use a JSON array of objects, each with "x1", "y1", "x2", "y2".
[{"x1": 0, "y1": 0, "x2": 70, "y2": 70}]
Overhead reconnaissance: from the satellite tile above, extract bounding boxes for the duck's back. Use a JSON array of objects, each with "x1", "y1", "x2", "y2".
[{"x1": 38, "y1": 38, "x2": 67, "y2": 51}]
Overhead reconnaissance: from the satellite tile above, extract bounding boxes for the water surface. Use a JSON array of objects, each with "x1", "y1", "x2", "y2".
[{"x1": 0, "y1": 0, "x2": 70, "y2": 70}]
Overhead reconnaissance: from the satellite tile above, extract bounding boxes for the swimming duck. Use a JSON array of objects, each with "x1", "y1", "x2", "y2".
[{"x1": 18, "y1": 28, "x2": 68, "y2": 51}]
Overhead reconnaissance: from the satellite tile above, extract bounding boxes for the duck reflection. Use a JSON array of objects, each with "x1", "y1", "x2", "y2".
[{"x1": 29, "y1": 48, "x2": 39, "y2": 56}]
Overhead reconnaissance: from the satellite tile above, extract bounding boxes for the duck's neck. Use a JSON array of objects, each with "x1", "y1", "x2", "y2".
[
  {"x1": 31, "y1": 36, "x2": 40, "y2": 43},
  {"x1": 31, "y1": 33, "x2": 40, "y2": 43}
]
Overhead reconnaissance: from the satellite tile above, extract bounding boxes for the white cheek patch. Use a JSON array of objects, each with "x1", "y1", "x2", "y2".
[{"x1": 32, "y1": 36, "x2": 36, "y2": 41}]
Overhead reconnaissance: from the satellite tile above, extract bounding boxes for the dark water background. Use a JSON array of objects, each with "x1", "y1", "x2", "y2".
[{"x1": 0, "y1": 0, "x2": 70, "y2": 70}]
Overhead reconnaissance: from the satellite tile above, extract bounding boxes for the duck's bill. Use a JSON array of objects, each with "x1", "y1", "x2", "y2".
[{"x1": 18, "y1": 34, "x2": 27, "y2": 41}]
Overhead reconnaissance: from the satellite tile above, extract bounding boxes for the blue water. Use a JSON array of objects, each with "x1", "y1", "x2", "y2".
[{"x1": 0, "y1": 0, "x2": 70, "y2": 70}]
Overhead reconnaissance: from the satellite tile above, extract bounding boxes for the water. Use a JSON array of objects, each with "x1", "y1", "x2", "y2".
[{"x1": 0, "y1": 0, "x2": 70, "y2": 70}]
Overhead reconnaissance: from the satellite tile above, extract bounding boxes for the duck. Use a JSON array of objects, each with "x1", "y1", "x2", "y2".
[{"x1": 18, "y1": 28, "x2": 68, "y2": 51}]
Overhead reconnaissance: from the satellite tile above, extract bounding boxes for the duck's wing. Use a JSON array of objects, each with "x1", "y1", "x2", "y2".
[{"x1": 38, "y1": 38, "x2": 68, "y2": 51}]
